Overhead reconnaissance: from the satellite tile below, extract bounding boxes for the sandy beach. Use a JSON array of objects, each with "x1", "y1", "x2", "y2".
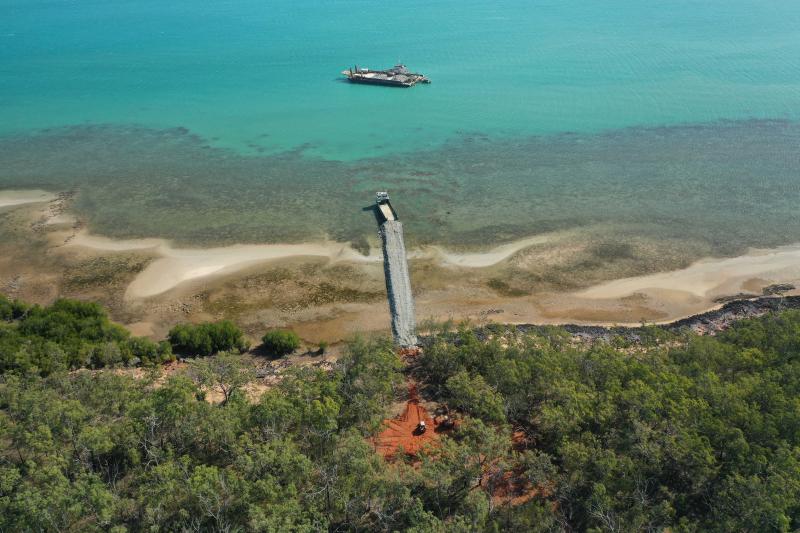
[{"x1": 422, "y1": 234, "x2": 553, "y2": 268}]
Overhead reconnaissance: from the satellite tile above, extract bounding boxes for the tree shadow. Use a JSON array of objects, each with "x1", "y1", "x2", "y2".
[
  {"x1": 250, "y1": 344, "x2": 324, "y2": 360},
  {"x1": 250, "y1": 343, "x2": 284, "y2": 361}
]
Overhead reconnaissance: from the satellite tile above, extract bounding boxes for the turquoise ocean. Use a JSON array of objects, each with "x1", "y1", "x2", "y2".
[{"x1": 1, "y1": 0, "x2": 799, "y2": 252}]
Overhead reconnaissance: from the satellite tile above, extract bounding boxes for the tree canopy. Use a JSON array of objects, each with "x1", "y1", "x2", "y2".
[
  {"x1": 414, "y1": 315, "x2": 800, "y2": 530},
  {"x1": 2, "y1": 294, "x2": 800, "y2": 531}
]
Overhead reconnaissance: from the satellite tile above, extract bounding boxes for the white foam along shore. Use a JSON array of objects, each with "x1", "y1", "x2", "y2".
[
  {"x1": 68, "y1": 231, "x2": 552, "y2": 299},
  {"x1": 578, "y1": 244, "x2": 800, "y2": 301},
  {"x1": 0, "y1": 189, "x2": 56, "y2": 208}
]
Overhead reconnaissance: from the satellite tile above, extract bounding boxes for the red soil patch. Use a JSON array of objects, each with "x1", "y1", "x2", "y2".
[
  {"x1": 486, "y1": 430, "x2": 545, "y2": 507},
  {"x1": 398, "y1": 346, "x2": 422, "y2": 359},
  {"x1": 489, "y1": 469, "x2": 541, "y2": 507},
  {"x1": 374, "y1": 384, "x2": 440, "y2": 458},
  {"x1": 511, "y1": 429, "x2": 530, "y2": 451}
]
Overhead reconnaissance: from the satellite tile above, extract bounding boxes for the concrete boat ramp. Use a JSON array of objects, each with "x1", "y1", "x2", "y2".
[{"x1": 374, "y1": 192, "x2": 417, "y2": 347}]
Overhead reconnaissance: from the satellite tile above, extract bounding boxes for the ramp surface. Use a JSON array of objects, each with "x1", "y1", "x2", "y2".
[{"x1": 380, "y1": 220, "x2": 417, "y2": 346}]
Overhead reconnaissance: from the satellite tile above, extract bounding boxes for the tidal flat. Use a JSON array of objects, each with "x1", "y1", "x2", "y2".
[{"x1": 1, "y1": 189, "x2": 799, "y2": 345}]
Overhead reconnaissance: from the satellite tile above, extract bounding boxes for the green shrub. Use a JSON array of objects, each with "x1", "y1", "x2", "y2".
[
  {"x1": 261, "y1": 329, "x2": 300, "y2": 356},
  {"x1": 0, "y1": 296, "x2": 172, "y2": 375},
  {"x1": 0, "y1": 294, "x2": 27, "y2": 321},
  {"x1": 168, "y1": 320, "x2": 249, "y2": 357},
  {"x1": 445, "y1": 370, "x2": 506, "y2": 423},
  {"x1": 18, "y1": 298, "x2": 128, "y2": 345},
  {"x1": 122, "y1": 337, "x2": 174, "y2": 367}
]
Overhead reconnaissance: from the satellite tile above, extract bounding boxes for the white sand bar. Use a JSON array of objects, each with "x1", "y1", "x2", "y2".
[
  {"x1": 69, "y1": 230, "x2": 555, "y2": 299},
  {"x1": 70, "y1": 232, "x2": 377, "y2": 299},
  {"x1": 579, "y1": 244, "x2": 800, "y2": 300},
  {"x1": 424, "y1": 234, "x2": 552, "y2": 267},
  {"x1": 65, "y1": 228, "x2": 800, "y2": 306},
  {"x1": 127, "y1": 243, "x2": 379, "y2": 299},
  {"x1": 0, "y1": 189, "x2": 56, "y2": 208}
]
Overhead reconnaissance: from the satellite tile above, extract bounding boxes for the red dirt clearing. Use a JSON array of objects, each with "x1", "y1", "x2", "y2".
[
  {"x1": 374, "y1": 385, "x2": 440, "y2": 458},
  {"x1": 489, "y1": 469, "x2": 541, "y2": 507}
]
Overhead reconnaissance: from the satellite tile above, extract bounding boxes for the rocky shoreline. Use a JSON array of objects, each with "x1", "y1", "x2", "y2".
[{"x1": 513, "y1": 295, "x2": 800, "y2": 343}]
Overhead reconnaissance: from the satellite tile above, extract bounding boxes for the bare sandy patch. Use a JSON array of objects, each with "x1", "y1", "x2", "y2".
[
  {"x1": 0, "y1": 189, "x2": 56, "y2": 208},
  {"x1": 126, "y1": 243, "x2": 379, "y2": 299},
  {"x1": 510, "y1": 244, "x2": 800, "y2": 326},
  {"x1": 44, "y1": 213, "x2": 77, "y2": 226},
  {"x1": 126, "y1": 321, "x2": 156, "y2": 337}
]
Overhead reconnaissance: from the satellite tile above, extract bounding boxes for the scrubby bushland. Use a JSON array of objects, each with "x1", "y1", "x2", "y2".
[
  {"x1": 168, "y1": 320, "x2": 249, "y2": 356},
  {"x1": 2, "y1": 293, "x2": 800, "y2": 531},
  {"x1": 0, "y1": 296, "x2": 173, "y2": 374},
  {"x1": 414, "y1": 314, "x2": 800, "y2": 531},
  {"x1": 0, "y1": 336, "x2": 408, "y2": 532},
  {"x1": 261, "y1": 329, "x2": 300, "y2": 356}
]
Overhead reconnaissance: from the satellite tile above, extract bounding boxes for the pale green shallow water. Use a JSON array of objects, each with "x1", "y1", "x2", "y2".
[{"x1": 1, "y1": 0, "x2": 799, "y2": 251}]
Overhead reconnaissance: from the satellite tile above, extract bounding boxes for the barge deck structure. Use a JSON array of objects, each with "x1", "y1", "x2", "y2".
[
  {"x1": 343, "y1": 64, "x2": 430, "y2": 87},
  {"x1": 374, "y1": 192, "x2": 417, "y2": 347}
]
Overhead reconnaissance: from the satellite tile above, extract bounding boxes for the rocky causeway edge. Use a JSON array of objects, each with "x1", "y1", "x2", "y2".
[{"x1": 498, "y1": 294, "x2": 800, "y2": 343}]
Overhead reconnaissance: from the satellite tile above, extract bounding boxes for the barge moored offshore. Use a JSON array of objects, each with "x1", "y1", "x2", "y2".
[{"x1": 342, "y1": 64, "x2": 430, "y2": 87}]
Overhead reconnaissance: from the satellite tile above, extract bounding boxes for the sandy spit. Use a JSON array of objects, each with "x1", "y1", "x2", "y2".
[
  {"x1": 422, "y1": 234, "x2": 552, "y2": 267},
  {"x1": 579, "y1": 244, "x2": 800, "y2": 301},
  {"x1": 70, "y1": 233, "x2": 378, "y2": 299},
  {"x1": 0, "y1": 189, "x2": 56, "y2": 208}
]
